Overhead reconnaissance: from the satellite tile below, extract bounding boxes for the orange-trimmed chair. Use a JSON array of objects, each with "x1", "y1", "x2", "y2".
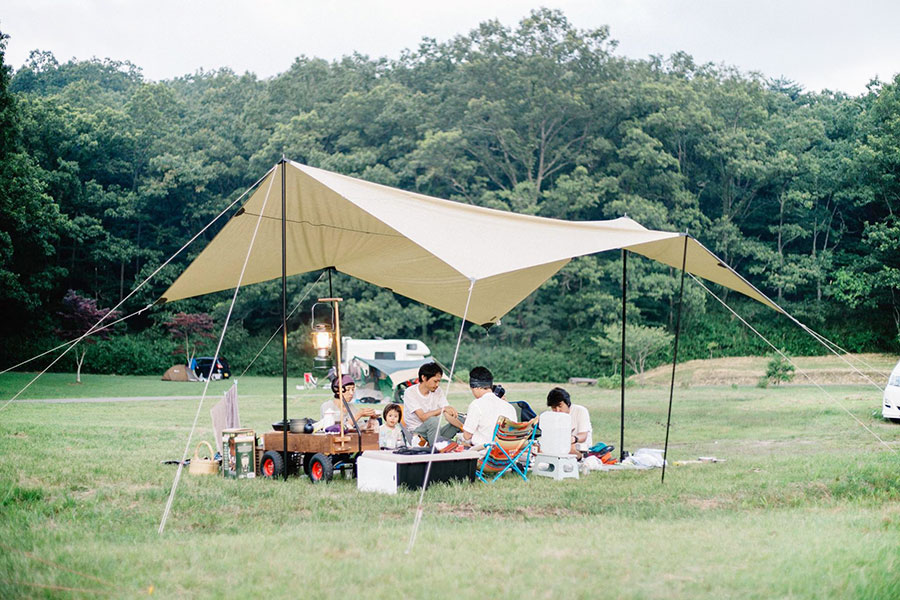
[{"x1": 476, "y1": 416, "x2": 537, "y2": 482}]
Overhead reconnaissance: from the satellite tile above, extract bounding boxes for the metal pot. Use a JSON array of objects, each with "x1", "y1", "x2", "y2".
[{"x1": 289, "y1": 418, "x2": 311, "y2": 433}]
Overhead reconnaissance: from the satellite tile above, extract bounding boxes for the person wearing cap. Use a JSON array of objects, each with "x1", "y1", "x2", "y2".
[
  {"x1": 321, "y1": 374, "x2": 378, "y2": 429},
  {"x1": 461, "y1": 366, "x2": 516, "y2": 447},
  {"x1": 403, "y1": 362, "x2": 464, "y2": 445}
]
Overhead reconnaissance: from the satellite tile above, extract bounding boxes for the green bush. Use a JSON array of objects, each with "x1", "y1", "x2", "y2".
[
  {"x1": 83, "y1": 334, "x2": 177, "y2": 375},
  {"x1": 595, "y1": 375, "x2": 623, "y2": 389},
  {"x1": 765, "y1": 352, "x2": 795, "y2": 385}
]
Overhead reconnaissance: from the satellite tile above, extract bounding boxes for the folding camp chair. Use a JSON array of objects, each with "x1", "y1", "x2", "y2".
[
  {"x1": 509, "y1": 400, "x2": 537, "y2": 423},
  {"x1": 303, "y1": 372, "x2": 317, "y2": 390},
  {"x1": 476, "y1": 416, "x2": 538, "y2": 483}
]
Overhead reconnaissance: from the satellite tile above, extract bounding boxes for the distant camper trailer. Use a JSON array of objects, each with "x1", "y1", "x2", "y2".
[
  {"x1": 339, "y1": 337, "x2": 435, "y2": 401},
  {"x1": 341, "y1": 337, "x2": 431, "y2": 368}
]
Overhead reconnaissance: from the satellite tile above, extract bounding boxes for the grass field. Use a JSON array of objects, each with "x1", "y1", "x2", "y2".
[{"x1": 1, "y1": 364, "x2": 899, "y2": 599}]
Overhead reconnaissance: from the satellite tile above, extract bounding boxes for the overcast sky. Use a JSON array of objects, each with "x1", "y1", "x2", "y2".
[{"x1": 2, "y1": 0, "x2": 898, "y2": 95}]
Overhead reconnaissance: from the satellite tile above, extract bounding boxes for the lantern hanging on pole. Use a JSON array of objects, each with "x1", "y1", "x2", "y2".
[{"x1": 310, "y1": 303, "x2": 335, "y2": 370}]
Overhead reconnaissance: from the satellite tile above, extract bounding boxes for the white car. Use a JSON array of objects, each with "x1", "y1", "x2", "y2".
[{"x1": 884, "y1": 360, "x2": 900, "y2": 421}]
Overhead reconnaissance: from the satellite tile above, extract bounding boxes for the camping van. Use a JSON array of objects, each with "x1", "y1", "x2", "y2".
[
  {"x1": 884, "y1": 359, "x2": 900, "y2": 421},
  {"x1": 339, "y1": 337, "x2": 435, "y2": 401},
  {"x1": 340, "y1": 337, "x2": 431, "y2": 366}
]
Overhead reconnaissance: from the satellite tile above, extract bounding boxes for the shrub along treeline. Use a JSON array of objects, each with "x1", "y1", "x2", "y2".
[{"x1": 1, "y1": 9, "x2": 899, "y2": 381}]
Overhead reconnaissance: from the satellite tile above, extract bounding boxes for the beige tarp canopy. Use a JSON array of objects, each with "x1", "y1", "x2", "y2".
[{"x1": 160, "y1": 161, "x2": 780, "y2": 323}]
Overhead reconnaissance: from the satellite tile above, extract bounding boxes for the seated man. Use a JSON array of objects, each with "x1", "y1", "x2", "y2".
[
  {"x1": 462, "y1": 366, "x2": 516, "y2": 447},
  {"x1": 321, "y1": 374, "x2": 377, "y2": 430},
  {"x1": 546, "y1": 387, "x2": 593, "y2": 458},
  {"x1": 402, "y1": 362, "x2": 464, "y2": 445}
]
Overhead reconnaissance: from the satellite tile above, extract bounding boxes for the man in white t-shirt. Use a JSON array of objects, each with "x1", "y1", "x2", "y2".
[
  {"x1": 462, "y1": 366, "x2": 516, "y2": 447},
  {"x1": 546, "y1": 387, "x2": 593, "y2": 458},
  {"x1": 402, "y1": 362, "x2": 464, "y2": 445}
]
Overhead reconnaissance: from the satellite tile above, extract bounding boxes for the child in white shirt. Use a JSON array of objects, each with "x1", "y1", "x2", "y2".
[{"x1": 378, "y1": 403, "x2": 406, "y2": 449}]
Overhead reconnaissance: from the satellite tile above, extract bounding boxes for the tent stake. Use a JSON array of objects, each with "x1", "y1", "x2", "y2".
[
  {"x1": 281, "y1": 158, "x2": 288, "y2": 481},
  {"x1": 662, "y1": 235, "x2": 689, "y2": 483},
  {"x1": 620, "y1": 249, "x2": 627, "y2": 462}
]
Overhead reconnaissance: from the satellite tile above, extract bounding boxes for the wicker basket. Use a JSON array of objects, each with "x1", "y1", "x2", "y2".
[{"x1": 189, "y1": 441, "x2": 219, "y2": 475}]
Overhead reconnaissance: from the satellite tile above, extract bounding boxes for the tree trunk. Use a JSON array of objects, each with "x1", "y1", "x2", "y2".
[{"x1": 75, "y1": 349, "x2": 86, "y2": 384}]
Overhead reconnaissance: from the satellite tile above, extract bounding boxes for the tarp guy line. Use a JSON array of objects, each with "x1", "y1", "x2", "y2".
[
  {"x1": 0, "y1": 166, "x2": 275, "y2": 413},
  {"x1": 158, "y1": 170, "x2": 278, "y2": 535},
  {"x1": 692, "y1": 275, "x2": 896, "y2": 454},
  {"x1": 406, "y1": 278, "x2": 476, "y2": 554}
]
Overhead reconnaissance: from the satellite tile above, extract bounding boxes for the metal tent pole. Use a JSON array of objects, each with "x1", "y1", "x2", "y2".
[
  {"x1": 662, "y1": 235, "x2": 689, "y2": 483},
  {"x1": 620, "y1": 249, "x2": 627, "y2": 462},
  {"x1": 280, "y1": 158, "x2": 289, "y2": 480}
]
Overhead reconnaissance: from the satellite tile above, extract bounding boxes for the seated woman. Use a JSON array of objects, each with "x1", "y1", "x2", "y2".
[{"x1": 321, "y1": 374, "x2": 378, "y2": 431}]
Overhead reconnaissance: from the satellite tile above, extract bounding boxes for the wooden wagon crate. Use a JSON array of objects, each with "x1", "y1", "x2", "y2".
[{"x1": 262, "y1": 431, "x2": 379, "y2": 454}]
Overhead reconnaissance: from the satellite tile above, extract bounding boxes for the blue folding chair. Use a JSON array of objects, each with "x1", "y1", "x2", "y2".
[{"x1": 476, "y1": 416, "x2": 538, "y2": 483}]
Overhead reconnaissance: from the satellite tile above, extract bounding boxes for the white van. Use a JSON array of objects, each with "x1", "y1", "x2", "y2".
[
  {"x1": 884, "y1": 359, "x2": 900, "y2": 421},
  {"x1": 341, "y1": 337, "x2": 431, "y2": 366}
]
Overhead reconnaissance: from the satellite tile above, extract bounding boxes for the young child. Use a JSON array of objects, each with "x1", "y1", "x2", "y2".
[{"x1": 379, "y1": 403, "x2": 406, "y2": 449}]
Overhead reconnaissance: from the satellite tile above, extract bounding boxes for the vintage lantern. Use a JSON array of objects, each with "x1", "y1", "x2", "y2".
[{"x1": 310, "y1": 303, "x2": 335, "y2": 369}]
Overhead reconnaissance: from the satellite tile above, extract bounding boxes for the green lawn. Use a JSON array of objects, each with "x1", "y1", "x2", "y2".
[{"x1": 1, "y1": 372, "x2": 898, "y2": 599}]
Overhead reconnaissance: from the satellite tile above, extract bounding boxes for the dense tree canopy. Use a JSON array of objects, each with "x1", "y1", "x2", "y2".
[{"x1": 1, "y1": 9, "x2": 898, "y2": 379}]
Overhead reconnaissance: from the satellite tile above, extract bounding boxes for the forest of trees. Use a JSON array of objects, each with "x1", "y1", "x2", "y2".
[{"x1": 1, "y1": 9, "x2": 899, "y2": 380}]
